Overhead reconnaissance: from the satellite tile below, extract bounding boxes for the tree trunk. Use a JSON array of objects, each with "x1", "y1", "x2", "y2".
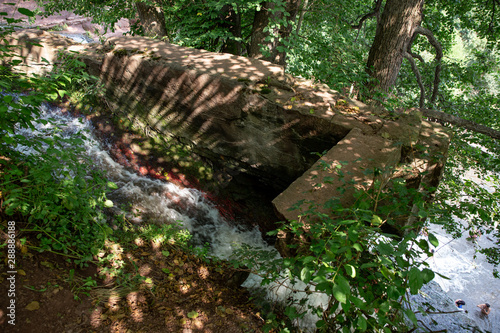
[
  {"x1": 249, "y1": 0, "x2": 300, "y2": 65},
  {"x1": 274, "y1": 0, "x2": 300, "y2": 66},
  {"x1": 249, "y1": 1, "x2": 277, "y2": 60},
  {"x1": 296, "y1": 0, "x2": 308, "y2": 34},
  {"x1": 219, "y1": 4, "x2": 242, "y2": 55},
  {"x1": 366, "y1": 0, "x2": 424, "y2": 92},
  {"x1": 135, "y1": 0, "x2": 168, "y2": 38}
]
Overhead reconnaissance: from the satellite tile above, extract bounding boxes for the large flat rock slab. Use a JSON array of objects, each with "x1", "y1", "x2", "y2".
[
  {"x1": 107, "y1": 36, "x2": 285, "y2": 82},
  {"x1": 272, "y1": 128, "x2": 402, "y2": 222},
  {"x1": 3, "y1": 30, "x2": 452, "y2": 242}
]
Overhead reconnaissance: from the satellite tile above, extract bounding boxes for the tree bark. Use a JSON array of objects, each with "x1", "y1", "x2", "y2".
[
  {"x1": 135, "y1": 0, "x2": 168, "y2": 38},
  {"x1": 274, "y1": 0, "x2": 300, "y2": 66},
  {"x1": 296, "y1": 0, "x2": 308, "y2": 34},
  {"x1": 249, "y1": 1, "x2": 278, "y2": 60},
  {"x1": 366, "y1": 0, "x2": 424, "y2": 92},
  {"x1": 219, "y1": 4, "x2": 242, "y2": 55},
  {"x1": 249, "y1": 0, "x2": 300, "y2": 65}
]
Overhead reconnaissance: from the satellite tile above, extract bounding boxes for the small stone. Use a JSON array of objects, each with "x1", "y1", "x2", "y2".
[{"x1": 25, "y1": 301, "x2": 40, "y2": 311}]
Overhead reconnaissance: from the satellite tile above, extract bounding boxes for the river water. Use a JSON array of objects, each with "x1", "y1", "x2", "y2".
[{"x1": 12, "y1": 103, "x2": 500, "y2": 332}]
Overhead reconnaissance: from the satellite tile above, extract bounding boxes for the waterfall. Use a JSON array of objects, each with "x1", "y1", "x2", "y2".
[{"x1": 12, "y1": 103, "x2": 499, "y2": 332}]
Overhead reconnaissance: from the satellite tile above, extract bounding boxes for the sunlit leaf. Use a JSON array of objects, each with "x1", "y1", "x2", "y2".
[
  {"x1": 344, "y1": 264, "x2": 356, "y2": 278},
  {"x1": 300, "y1": 267, "x2": 312, "y2": 283},
  {"x1": 187, "y1": 311, "x2": 199, "y2": 319},
  {"x1": 428, "y1": 233, "x2": 439, "y2": 247}
]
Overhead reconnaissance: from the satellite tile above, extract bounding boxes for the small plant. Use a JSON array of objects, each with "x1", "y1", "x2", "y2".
[{"x1": 66, "y1": 270, "x2": 98, "y2": 301}]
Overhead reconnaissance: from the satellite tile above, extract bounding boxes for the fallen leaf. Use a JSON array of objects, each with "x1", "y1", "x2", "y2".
[
  {"x1": 18, "y1": 269, "x2": 26, "y2": 276},
  {"x1": 40, "y1": 261, "x2": 54, "y2": 269},
  {"x1": 25, "y1": 301, "x2": 40, "y2": 311}
]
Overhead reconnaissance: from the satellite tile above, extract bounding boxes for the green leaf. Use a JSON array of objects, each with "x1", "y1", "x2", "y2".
[
  {"x1": 341, "y1": 301, "x2": 351, "y2": 313},
  {"x1": 344, "y1": 264, "x2": 356, "y2": 278},
  {"x1": 421, "y1": 268, "x2": 435, "y2": 283},
  {"x1": 352, "y1": 243, "x2": 363, "y2": 252},
  {"x1": 284, "y1": 306, "x2": 300, "y2": 320},
  {"x1": 380, "y1": 264, "x2": 392, "y2": 280},
  {"x1": 18, "y1": 7, "x2": 35, "y2": 17},
  {"x1": 408, "y1": 267, "x2": 423, "y2": 294},
  {"x1": 405, "y1": 308, "x2": 418, "y2": 325},
  {"x1": 161, "y1": 268, "x2": 170, "y2": 274},
  {"x1": 371, "y1": 215, "x2": 383, "y2": 226},
  {"x1": 435, "y1": 271, "x2": 450, "y2": 280},
  {"x1": 315, "y1": 281, "x2": 331, "y2": 292},
  {"x1": 387, "y1": 285, "x2": 401, "y2": 299},
  {"x1": 187, "y1": 311, "x2": 199, "y2": 319},
  {"x1": 107, "y1": 181, "x2": 118, "y2": 189},
  {"x1": 350, "y1": 296, "x2": 366, "y2": 309},
  {"x1": 332, "y1": 275, "x2": 350, "y2": 304},
  {"x1": 332, "y1": 284, "x2": 347, "y2": 303},
  {"x1": 300, "y1": 267, "x2": 313, "y2": 283},
  {"x1": 428, "y1": 233, "x2": 439, "y2": 247},
  {"x1": 3, "y1": 95, "x2": 13, "y2": 103},
  {"x1": 417, "y1": 239, "x2": 429, "y2": 251},
  {"x1": 302, "y1": 256, "x2": 315, "y2": 264},
  {"x1": 161, "y1": 250, "x2": 170, "y2": 257},
  {"x1": 357, "y1": 316, "x2": 367, "y2": 331}
]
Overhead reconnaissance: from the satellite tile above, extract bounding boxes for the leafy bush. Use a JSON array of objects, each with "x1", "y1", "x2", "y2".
[
  {"x1": 233, "y1": 165, "x2": 438, "y2": 332},
  {"x1": 0, "y1": 8, "x2": 111, "y2": 265}
]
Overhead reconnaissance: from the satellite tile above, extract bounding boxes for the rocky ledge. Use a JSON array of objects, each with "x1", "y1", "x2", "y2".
[{"x1": 3, "y1": 30, "x2": 451, "y2": 254}]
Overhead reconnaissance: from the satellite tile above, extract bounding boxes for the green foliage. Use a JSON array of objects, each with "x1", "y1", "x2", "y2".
[
  {"x1": 287, "y1": 0, "x2": 375, "y2": 94},
  {"x1": 233, "y1": 165, "x2": 437, "y2": 332},
  {"x1": 0, "y1": 9, "x2": 111, "y2": 265}
]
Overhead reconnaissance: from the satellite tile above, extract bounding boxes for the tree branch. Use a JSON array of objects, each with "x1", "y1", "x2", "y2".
[
  {"x1": 419, "y1": 108, "x2": 500, "y2": 140},
  {"x1": 414, "y1": 26, "x2": 443, "y2": 106},
  {"x1": 351, "y1": 0, "x2": 382, "y2": 29},
  {"x1": 408, "y1": 50, "x2": 425, "y2": 63},
  {"x1": 403, "y1": 51, "x2": 426, "y2": 108}
]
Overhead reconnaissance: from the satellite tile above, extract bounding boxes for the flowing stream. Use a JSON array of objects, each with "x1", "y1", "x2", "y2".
[{"x1": 13, "y1": 103, "x2": 500, "y2": 332}]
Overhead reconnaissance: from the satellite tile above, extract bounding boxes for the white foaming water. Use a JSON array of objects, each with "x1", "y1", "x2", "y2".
[
  {"x1": 414, "y1": 168, "x2": 499, "y2": 332},
  {"x1": 17, "y1": 104, "x2": 271, "y2": 258},
  {"x1": 421, "y1": 221, "x2": 499, "y2": 332},
  {"x1": 14, "y1": 104, "x2": 499, "y2": 332}
]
